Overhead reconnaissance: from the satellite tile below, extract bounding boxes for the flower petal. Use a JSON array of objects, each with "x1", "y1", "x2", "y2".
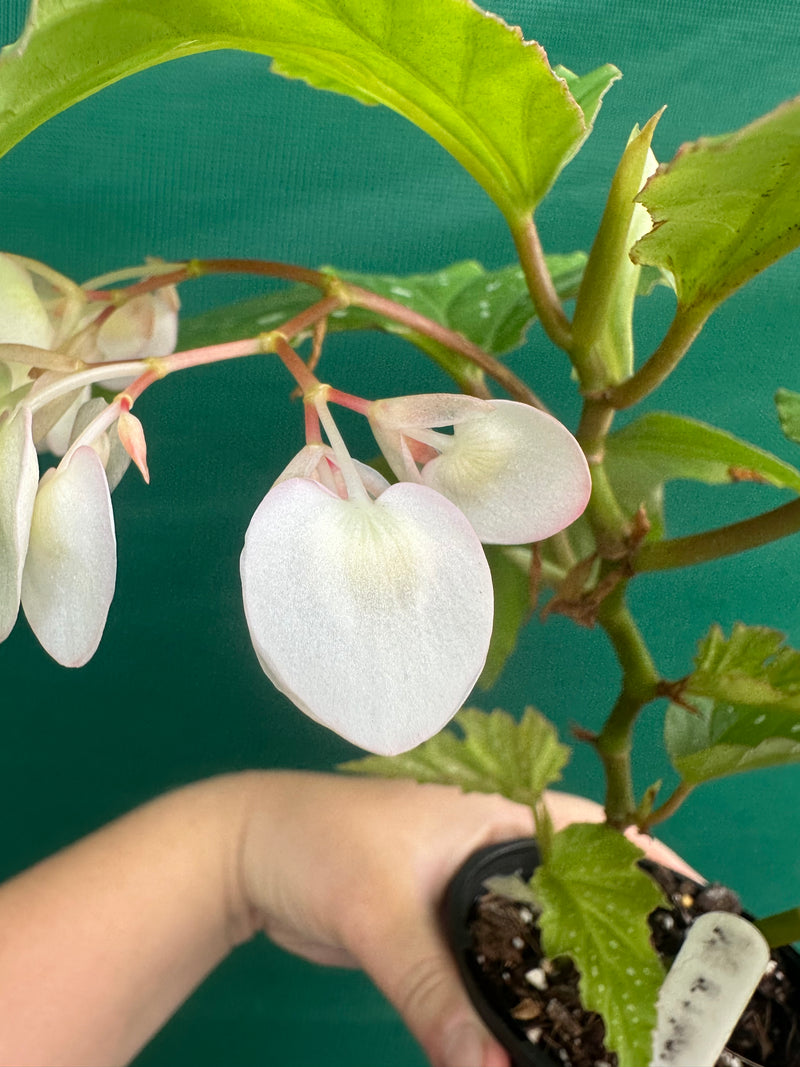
[
  {"x1": 420, "y1": 400, "x2": 590, "y2": 544},
  {"x1": 0, "y1": 406, "x2": 39, "y2": 641},
  {"x1": 0, "y1": 254, "x2": 54, "y2": 350},
  {"x1": 21, "y1": 446, "x2": 116, "y2": 667},
  {"x1": 241, "y1": 477, "x2": 493, "y2": 755},
  {"x1": 369, "y1": 394, "x2": 591, "y2": 544},
  {"x1": 274, "y1": 443, "x2": 390, "y2": 499},
  {"x1": 370, "y1": 392, "x2": 488, "y2": 430},
  {"x1": 94, "y1": 288, "x2": 179, "y2": 389}
]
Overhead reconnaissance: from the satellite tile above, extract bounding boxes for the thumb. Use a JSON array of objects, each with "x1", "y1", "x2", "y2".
[{"x1": 354, "y1": 908, "x2": 511, "y2": 1067}]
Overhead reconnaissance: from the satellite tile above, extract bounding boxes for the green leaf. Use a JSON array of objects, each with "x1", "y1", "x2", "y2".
[
  {"x1": 633, "y1": 96, "x2": 800, "y2": 313},
  {"x1": 687, "y1": 622, "x2": 800, "y2": 709},
  {"x1": 477, "y1": 545, "x2": 533, "y2": 690},
  {"x1": 775, "y1": 387, "x2": 800, "y2": 445},
  {"x1": 178, "y1": 256, "x2": 587, "y2": 383},
  {"x1": 605, "y1": 412, "x2": 800, "y2": 498},
  {"x1": 530, "y1": 823, "x2": 665, "y2": 1066},
  {"x1": 0, "y1": 0, "x2": 617, "y2": 220},
  {"x1": 340, "y1": 705, "x2": 569, "y2": 808},
  {"x1": 554, "y1": 64, "x2": 622, "y2": 133},
  {"x1": 664, "y1": 624, "x2": 800, "y2": 784},
  {"x1": 665, "y1": 696, "x2": 800, "y2": 784}
]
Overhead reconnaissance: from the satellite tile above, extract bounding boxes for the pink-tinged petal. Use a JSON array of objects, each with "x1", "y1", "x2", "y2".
[
  {"x1": 21, "y1": 446, "x2": 116, "y2": 667},
  {"x1": 369, "y1": 393, "x2": 488, "y2": 483},
  {"x1": 94, "y1": 288, "x2": 179, "y2": 389},
  {"x1": 0, "y1": 407, "x2": 38, "y2": 641},
  {"x1": 421, "y1": 400, "x2": 590, "y2": 544},
  {"x1": 274, "y1": 443, "x2": 390, "y2": 499},
  {"x1": 370, "y1": 392, "x2": 488, "y2": 430},
  {"x1": 241, "y1": 478, "x2": 493, "y2": 755}
]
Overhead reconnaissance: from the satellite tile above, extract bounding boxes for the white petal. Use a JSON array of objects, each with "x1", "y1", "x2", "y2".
[
  {"x1": 39, "y1": 386, "x2": 92, "y2": 457},
  {"x1": 241, "y1": 478, "x2": 493, "y2": 755},
  {"x1": 21, "y1": 446, "x2": 116, "y2": 667},
  {"x1": 95, "y1": 289, "x2": 179, "y2": 389},
  {"x1": 369, "y1": 393, "x2": 489, "y2": 483},
  {"x1": 370, "y1": 392, "x2": 489, "y2": 430},
  {"x1": 0, "y1": 254, "x2": 54, "y2": 350},
  {"x1": 0, "y1": 407, "x2": 39, "y2": 640},
  {"x1": 420, "y1": 400, "x2": 591, "y2": 544},
  {"x1": 274, "y1": 443, "x2": 390, "y2": 499}
]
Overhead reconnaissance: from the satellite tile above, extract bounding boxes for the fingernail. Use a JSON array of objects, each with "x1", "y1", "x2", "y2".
[{"x1": 441, "y1": 1022, "x2": 488, "y2": 1067}]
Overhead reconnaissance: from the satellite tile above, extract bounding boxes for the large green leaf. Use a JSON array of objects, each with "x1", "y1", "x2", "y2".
[
  {"x1": 0, "y1": 0, "x2": 617, "y2": 220},
  {"x1": 633, "y1": 96, "x2": 800, "y2": 313},
  {"x1": 530, "y1": 823, "x2": 665, "y2": 1066},
  {"x1": 340, "y1": 705, "x2": 568, "y2": 808},
  {"x1": 178, "y1": 256, "x2": 587, "y2": 365},
  {"x1": 605, "y1": 411, "x2": 800, "y2": 497},
  {"x1": 665, "y1": 624, "x2": 800, "y2": 784}
]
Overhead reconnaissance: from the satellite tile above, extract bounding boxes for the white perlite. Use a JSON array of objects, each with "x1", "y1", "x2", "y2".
[{"x1": 649, "y1": 911, "x2": 770, "y2": 1067}]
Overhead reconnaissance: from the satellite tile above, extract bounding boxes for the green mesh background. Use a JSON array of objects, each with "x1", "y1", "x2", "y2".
[{"x1": 0, "y1": 2, "x2": 799, "y2": 1064}]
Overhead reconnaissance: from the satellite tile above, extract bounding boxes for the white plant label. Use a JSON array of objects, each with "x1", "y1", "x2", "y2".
[{"x1": 649, "y1": 910, "x2": 770, "y2": 1067}]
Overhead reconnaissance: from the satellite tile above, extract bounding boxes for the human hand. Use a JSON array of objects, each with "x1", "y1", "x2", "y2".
[{"x1": 237, "y1": 775, "x2": 698, "y2": 1067}]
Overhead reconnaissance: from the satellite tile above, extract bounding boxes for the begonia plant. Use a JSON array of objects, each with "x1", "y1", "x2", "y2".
[{"x1": 1, "y1": 0, "x2": 800, "y2": 1063}]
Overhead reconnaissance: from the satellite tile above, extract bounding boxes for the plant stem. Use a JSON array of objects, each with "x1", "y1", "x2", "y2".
[
  {"x1": 595, "y1": 584, "x2": 661, "y2": 829},
  {"x1": 754, "y1": 906, "x2": 800, "y2": 949},
  {"x1": 635, "y1": 496, "x2": 800, "y2": 572},
  {"x1": 342, "y1": 283, "x2": 547, "y2": 409},
  {"x1": 509, "y1": 215, "x2": 573, "y2": 352},
  {"x1": 114, "y1": 258, "x2": 542, "y2": 409},
  {"x1": 604, "y1": 303, "x2": 709, "y2": 410},
  {"x1": 640, "y1": 781, "x2": 694, "y2": 832},
  {"x1": 197, "y1": 257, "x2": 332, "y2": 289}
]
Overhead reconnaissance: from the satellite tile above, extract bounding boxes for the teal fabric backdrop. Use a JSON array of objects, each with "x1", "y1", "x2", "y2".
[{"x1": 1, "y1": 2, "x2": 799, "y2": 1064}]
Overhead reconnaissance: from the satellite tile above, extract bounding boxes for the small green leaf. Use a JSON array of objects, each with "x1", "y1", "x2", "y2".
[
  {"x1": 477, "y1": 545, "x2": 533, "y2": 690},
  {"x1": 340, "y1": 705, "x2": 569, "y2": 808},
  {"x1": 0, "y1": 0, "x2": 615, "y2": 220},
  {"x1": 633, "y1": 96, "x2": 800, "y2": 313},
  {"x1": 775, "y1": 387, "x2": 800, "y2": 445},
  {"x1": 664, "y1": 624, "x2": 800, "y2": 784},
  {"x1": 665, "y1": 696, "x2": 800, "y2": 784},
  {"x1": 605, "y1": 412, "x2": 800, "y2": 496},
  {"x1": 687, "y1": 622, "x2": 800, "y2": 709},
  {"x1": 554, "y1": 64, "x2": 622, "y2": 134},
  {"x1": 530, "y1": 823, "x2": 665, "y2": 1066},
  {"x1": 179, "y1": 257, "x2": 587, "y2": 356}
]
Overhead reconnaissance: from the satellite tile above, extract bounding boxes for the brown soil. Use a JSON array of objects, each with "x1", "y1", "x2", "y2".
[{"x1": 468, "y1": 862, "x2": 800, "y2": 1067}]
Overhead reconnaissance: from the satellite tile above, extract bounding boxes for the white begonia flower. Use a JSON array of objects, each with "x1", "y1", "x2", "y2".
[
  {"x1": 20, "y1": 445, "x2": 116, "y2": 668},
  {"x1": 0, "y1": 406, "x2": 39, "y2": 641},
  {"x1": 241, "y1": 448, "x2": 494, "y2": 756},
  {"x1": 368, "y1": 394, "x2": 591, "y2": 545}
]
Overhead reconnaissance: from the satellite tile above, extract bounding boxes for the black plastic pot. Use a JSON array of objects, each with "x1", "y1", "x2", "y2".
[
  {"x1": 442, "y1": 837, "x2": 800, "y2": 1067},
  {"x1": 442, "y1": 838, "x2": 549, "y2": 1067}
]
